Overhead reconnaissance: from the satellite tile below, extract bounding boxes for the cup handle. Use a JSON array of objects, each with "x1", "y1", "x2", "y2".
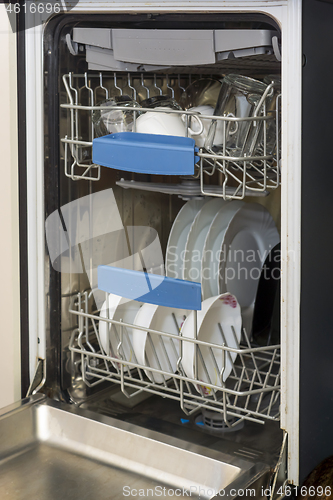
[{"x1": 181, "y1": 113, "x2": 204, "y2": 136}]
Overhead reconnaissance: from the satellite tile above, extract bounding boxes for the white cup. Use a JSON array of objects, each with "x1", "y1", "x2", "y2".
[
  {"x1": 187, "y1": 105, "x2": 224, "y2": 148},
  {"x1": 136, "y1": 108, "x2": 203, "y2": 138}
]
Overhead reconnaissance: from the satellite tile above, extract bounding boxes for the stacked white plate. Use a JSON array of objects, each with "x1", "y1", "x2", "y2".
[
  {"x1": 167, "y1": 199, "x2": 280, "y2": 333},
  {"x1": 217, "y1": 203, "x2": 280, "y2": 332},
  {"x1": 99, "y1": 292, "x2": 241, "y2": 387},
  {"x1": 201, "y1": 201, "x2": 245, "y2": 299},
  {"x1": 132, "y1": 304, "x2": 189, "y2": 384},
  {"x1": 181, "y1": 293, "x2": 242, "y2": 392},
  {"x1": 165, "y1": 198, "x2": 206, "y2": 280},
  {"x1": 99, "y1": 294, "x2": 143, "y2": 368},
  {"x1": 183, "y1": 198, "x2": 225, "y2": 284}
]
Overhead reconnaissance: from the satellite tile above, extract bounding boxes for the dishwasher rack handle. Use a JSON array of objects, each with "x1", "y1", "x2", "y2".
[
  {"x1": 98, "y1": 266, "x2": 202, "y2": 310},
  {"x1": 92, "y1": 132, "x2": 200, "y2": 176}
]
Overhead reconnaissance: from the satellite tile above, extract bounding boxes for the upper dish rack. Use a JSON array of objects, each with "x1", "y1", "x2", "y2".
[
  {"x1": 60, "y1": 72, "x2": 280, "y2": 200},
  {"x1": 69, "y1": 290, "x2": 281, "y2": 427}
]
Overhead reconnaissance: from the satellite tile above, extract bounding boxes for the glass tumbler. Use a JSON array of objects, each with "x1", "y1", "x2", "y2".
[
  {"x1": 204, "y1": 74, "x2": 268, "y2": 158},
  {"x1": 140, "y1": 95, "x2": 183, "y2": 110},
  {"x1": 92, "y1": 95, "x2": 141, "y2": 138}
]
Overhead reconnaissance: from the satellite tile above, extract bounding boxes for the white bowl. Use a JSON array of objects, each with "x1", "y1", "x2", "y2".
[
  {"x1": 99, "y1": 294, "x2": 143, "y2": 368},
  {"x1": 181, "y1": 293, "x2": 242, "y2": 394},
  {"x1": 132, "y1": 303, "x2": 188, "y2": 384}
]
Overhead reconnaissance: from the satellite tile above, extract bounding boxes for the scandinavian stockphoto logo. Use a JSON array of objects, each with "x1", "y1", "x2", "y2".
[
  {"x1": 45, "y1": 189, "x2": 165, "y2": 309},
  {"x1": 167, "y1": 245, "x2": 281, "y2": 283},
  {"x1": 3, "y1": 1, "x2": 80, "y2": 32}
]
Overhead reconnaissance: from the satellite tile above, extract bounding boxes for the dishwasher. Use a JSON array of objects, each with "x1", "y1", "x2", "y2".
[{"x1": 2, "y1": 0, "x2": 332, "y2": 498}]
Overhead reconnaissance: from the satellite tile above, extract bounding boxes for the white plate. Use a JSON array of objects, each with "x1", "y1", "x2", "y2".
[
  {"x1": 99, "y1": 294, "x2": 143, "y2": 368},
  {"x1": 132, "y1": 304, "x2": 188, "y2": 384},
  {"x1": 181, "y1": 293, "x2": 242, "y2": 392},
  {"x1": 218, "y1": 203, "x2": 280, "y2": 309},
  {"x1": 201, "y1": 201, "x2": 245, "y2": 300},
  {"x1": 166, "y1": 199, "x2": 206, "y2": 280},
  {"x1": 183, "y1": 198, "x2": 225, "y2": 284}
]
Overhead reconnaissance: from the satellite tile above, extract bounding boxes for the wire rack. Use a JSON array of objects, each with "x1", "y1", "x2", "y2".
[
  {"x1": 60, "y1": 72, "x2": 280, "y2": 200},
  {"x1": 69, "y1": 291, "x2": 281, "y2": 427}
]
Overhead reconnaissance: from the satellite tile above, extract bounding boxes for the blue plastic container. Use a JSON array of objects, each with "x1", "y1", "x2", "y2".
[
  {"x1": 98, "y1": 266, "x2": 202, "y2": 310},
  {"x1": 93, "y1": 132, "x2": 200, "y2": 175}
]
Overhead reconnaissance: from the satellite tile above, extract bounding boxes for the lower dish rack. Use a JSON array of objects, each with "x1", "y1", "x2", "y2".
[{"x1": 69, "y1": 291, "x2": 281, "y2": 428}]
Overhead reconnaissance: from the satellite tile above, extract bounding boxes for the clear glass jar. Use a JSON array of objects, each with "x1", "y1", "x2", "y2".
[
  {"x1": 204, "y1": 74, "x2": 268, "y2": 158},
  {"x1": 92, "y1": 95, "x2": 141, "y2": 138},
  {"x1": 179, "y1": 78, "x2": 222, "y2": 109},
  {"x1": 140, "y1": 95, "x2": 183, "y2": 110}
]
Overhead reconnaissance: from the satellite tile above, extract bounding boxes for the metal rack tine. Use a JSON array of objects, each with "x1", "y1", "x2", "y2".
[
  {"x1": 123, "y1": 327, "x2": 145, "y2": 382},
  {"x1": 178, "y1": 74, "x2": 185, "y2": 93},
  {"x1": 84, "y1": 291, "x2": 95, "y2": 354},
  {"x1": 154, "y1": 74, "x2": 163, "y2": 95},
  {"x1": 218, "y1": 323, "x2": 238, "y2": 379},
  {"x1": 159, "y1": 335, "x2": 179, "y2": 391},
  {"x1": 111, "y1": 322, "x2": 131, "y2": 378},
  {"x1": 255, "y1": 348, "x2": 279, "y2": 412},
  {"x1": 127, "y1": 73, "x2": 137, "y2": 100},
  {"x1": 241, "y1": 327, "x2": 263, "y2": 385},
  {"x1": 171, "y1": 312, "x2": 180, "y2": 332},
  {"x1": 166, "y1": 74, "x2": 174, "y2": 98},
  {"x1": 113, "y1": 72, "x2": 123, "y2": 95},
  {"x1": 141, "y1": 73, "x2": 149, "y2": 98},
  {"x1": 146, "y1": 333, "x2": 168, "y2": 387},
  {"x1": 94, "y1": 72, "x2": 108, "y2": 102},
  {"x1": 91, "y1": 317, "x2": 110, "y2": 372},
  {"x1": 196, "y1": 346, "x2": 216, "y2": 399},
  {"x1": 175, "y1": 312, "x2": 198, "y2": 400}
]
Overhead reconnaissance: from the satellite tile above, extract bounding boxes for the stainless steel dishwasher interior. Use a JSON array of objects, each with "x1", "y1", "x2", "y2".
[{"x1": 0, "y1": 395, "x2": 274, "y2": 500}]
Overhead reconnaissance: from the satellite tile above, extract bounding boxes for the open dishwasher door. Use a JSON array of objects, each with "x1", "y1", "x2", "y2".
[{"x1": 0, "y1": 394, "x2": 275, "y2": 500}]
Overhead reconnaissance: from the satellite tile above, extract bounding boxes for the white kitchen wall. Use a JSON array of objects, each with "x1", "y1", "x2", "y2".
[{"x1": 0, "y1": 5, "x2": 21, "y2": 408}]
